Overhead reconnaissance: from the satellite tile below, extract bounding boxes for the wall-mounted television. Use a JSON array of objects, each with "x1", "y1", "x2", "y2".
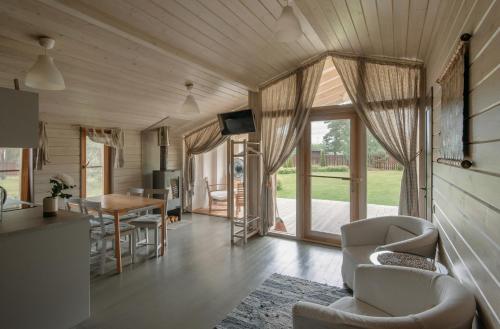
[{"x1": 217, "y1": 109, "x2": 256, "y2": 136}]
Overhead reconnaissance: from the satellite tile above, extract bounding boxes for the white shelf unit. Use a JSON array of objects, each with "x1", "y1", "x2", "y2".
[{"x1": 229, "y1": 139, "x2": 261, "y2": 244}]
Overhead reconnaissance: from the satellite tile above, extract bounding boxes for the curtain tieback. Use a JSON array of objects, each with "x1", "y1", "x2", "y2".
[
  {"x1": 402, "y1": 149, "x2": 422, "y2": 166},
  {"x1": 264, "y1": 174, "x2": 273, "y2": 188}
]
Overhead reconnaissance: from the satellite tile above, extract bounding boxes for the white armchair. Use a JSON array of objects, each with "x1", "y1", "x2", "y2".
[
  {"x1": 293, "y1": 265, "x2": 476, "y2": 329},
  {"x1": 341, "y1": 215, "x2": 438, "y2": 288}
]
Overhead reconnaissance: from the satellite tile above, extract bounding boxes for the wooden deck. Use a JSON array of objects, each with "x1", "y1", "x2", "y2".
[{"x1": 274, "y1": 198, "x2": 398, "y2": 236}]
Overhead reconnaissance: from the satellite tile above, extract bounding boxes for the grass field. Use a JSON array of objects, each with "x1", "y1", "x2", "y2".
[
  {"x1": 277, "y1": 170, "x2": 402, "y2": 206},
  {"x1": 0, "y1": 175, "x2": 20, "y2": 199}
]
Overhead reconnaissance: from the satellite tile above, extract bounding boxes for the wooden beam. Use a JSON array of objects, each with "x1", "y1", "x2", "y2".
[{"x1": 39, "y1": 0, "x2": 258, "y2": 91}]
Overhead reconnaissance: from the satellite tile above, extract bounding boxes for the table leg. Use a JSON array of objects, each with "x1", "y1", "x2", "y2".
[
  {"x1": 114, "y1": 212, "x2": 122, "y2": 273},
  {"x1": 160, "y1": 204, "x2": 166, "y2": 256}
]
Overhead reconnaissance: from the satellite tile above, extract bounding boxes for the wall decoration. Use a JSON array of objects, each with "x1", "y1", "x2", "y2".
[{"x1": 436, "y1": 34, "x2": 472, "y2": 169}]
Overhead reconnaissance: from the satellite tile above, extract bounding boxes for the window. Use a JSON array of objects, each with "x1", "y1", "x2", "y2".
[
  {"x1": 0, "y1": 148, "x2": 30, "y2": 201},
  {"x1": 81, "y1": 130, "x2": 111, "y2": 197},
  {"x1": 312, "y1": 57, "x2": 352, "y2": 107}
]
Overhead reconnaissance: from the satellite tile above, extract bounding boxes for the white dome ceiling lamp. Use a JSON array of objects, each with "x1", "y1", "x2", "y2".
[
  {"x1": 179, "y1": 82, "x2": 200, "y2": 114},
  {"x1": 275, "y1": 1, "x2": 303, "y2": 43},
  {"x1": 25, "y1": 37, "x2": 66, "y2": 91}
]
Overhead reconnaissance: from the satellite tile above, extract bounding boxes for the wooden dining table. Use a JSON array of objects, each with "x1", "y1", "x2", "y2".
[{"x1": 88, "y1": 193, "x2": 166, "y2": 273}]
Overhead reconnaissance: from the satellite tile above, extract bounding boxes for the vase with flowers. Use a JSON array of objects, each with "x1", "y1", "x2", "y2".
[{"x1": 43, "y1": 174, "x2": 76, "y2": 217}]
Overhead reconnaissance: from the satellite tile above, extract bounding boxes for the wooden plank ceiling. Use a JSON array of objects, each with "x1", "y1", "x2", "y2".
[{"x1": 0, "y1": 0, "x2": 456, "y2": 132}]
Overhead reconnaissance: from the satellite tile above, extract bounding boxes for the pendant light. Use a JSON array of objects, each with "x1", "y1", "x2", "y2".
[
  {"x1": 25, "y1": 37, "x2": 66, "y2": 90},
  {"x1": 179, "y1": 82, "x2": 200, "y2": 114},
  {"x1": 275, "y1": 1, "x2": 303, "y2": 43}
]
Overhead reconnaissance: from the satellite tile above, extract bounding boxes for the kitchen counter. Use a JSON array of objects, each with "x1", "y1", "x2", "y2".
[
  {"x1": 0, "y1": 205, "x2": 90, "y2": 237},
  {"x1": 0, "y1": 207, "x2": 91, "y2": 329}
]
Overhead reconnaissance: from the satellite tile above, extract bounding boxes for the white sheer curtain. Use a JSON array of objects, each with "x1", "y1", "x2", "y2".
[
  {"x1": 260, "y1": 57, "x2": 326, "y2": 234},
  {"x1": 192, "y1": 142, "x2": 227, "y2": 210},
  {"x1": 331, "y1": 55, "x2": 423, "y2": 216},
  {"x1": 183, "y1": 121, "x2": 228, "y2": 211}
]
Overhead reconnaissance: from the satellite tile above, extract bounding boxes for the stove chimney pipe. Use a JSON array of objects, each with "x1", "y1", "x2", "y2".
[{"x1": 157, "y1": 126, "x2": 170, "y2": 171}]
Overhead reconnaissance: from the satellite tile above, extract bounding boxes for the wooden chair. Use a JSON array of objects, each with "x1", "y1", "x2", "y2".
[
  {"x1": 82, "y1": 200, "x2": 136, "y2": 274},
  {"x1": 66, "y1": 197, "x2": 113, "y2": 228},
  {"x1": 119, "y1": 187, "x2": 146, "y2": 222},
  {"x1": 129, "y1": 188, "x2": 169, "y2": 258},
  {"x1": 204, "y1": 177, "x2": 227, "y2": 213}
]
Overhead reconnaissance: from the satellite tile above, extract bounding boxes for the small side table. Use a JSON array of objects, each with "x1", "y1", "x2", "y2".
[{"x1": 370, "y1": 250, "x2": 448, "y2": 275}]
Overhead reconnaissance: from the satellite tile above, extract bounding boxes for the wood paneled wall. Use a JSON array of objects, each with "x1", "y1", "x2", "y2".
[
  {"x1": 112, "y1": 130, "x2": 142, "y2": 194},
  {"x1": 33, "y1": 122, "x2": 80, "y2": 204},
  {"x1": 33, "y1": 119, "x2": 142, "y2": 203},
  {"x1": 426, "y1": 1, "x2": 500, "y2": 328}
]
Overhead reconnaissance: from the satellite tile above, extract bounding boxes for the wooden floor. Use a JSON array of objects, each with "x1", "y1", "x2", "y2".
[
  {"x1": 192, "y1": 206, "x2": 228, "y2": 218},
  {"x1": 75, "y1": 213, "x2": 343, "y2": 329}
]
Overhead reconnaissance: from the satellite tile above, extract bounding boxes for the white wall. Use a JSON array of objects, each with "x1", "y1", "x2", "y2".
[{"x1": 426, "y1": 1, "x2": 500, "y2": 328}]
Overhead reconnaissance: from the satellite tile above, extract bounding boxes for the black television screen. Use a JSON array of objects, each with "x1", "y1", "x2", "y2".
[{"x1": 217, "y1": 109, "x2": 256, "y2": 135}]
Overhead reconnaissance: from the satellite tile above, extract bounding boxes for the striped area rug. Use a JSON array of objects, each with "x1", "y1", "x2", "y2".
[{"x1": 215, "y1": 273, "x2": 350, "y2": 329}]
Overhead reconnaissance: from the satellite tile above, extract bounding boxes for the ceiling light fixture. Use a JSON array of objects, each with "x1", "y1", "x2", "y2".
[
  {"x1": 274, "y1": 1, "x2": 303, "y2": 43},
  {"x1": 179, "y1": 82, "x2": 200, "y2": 114},
  {"x1": 25, "y1": 37, "x2": 66, "y2": 91}
]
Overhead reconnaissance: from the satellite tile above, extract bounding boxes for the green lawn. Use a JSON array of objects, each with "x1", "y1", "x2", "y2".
[
  {"x1": 277, "y1": 170, "x2": 403, "y2": 206},
  {"x1": 0, "y1": 175, "x2": 21, "y2": 199}
]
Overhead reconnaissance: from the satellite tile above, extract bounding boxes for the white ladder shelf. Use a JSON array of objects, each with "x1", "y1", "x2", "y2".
[{"x1": 228, "y1": 139, "x2": 261, "y2": 244}]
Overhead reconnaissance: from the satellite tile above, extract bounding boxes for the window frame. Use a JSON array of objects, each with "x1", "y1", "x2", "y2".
[
  {"x1": 0, "y1": 148, "x2": 31, "y2": 202},
  {"x1": 80, "y1": 128, "x2": 112, "y2": 198}
]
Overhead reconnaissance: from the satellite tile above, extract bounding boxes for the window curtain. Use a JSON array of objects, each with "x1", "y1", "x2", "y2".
[
  {"x1": 33, "y1": 121, "x2": 49, "y2": 170},
  {"x1": 87, "y1": 128, "x2": 125, "y2": 168},
  {"x1": 183, "y1": 121, "x2": 228, "y2": 211},
  {"x1": 260, "y1": 57, "x2": 326, "y2": 234},
  {"x1": 331, "y1": 55, "x2": 423, "y2": 217}
]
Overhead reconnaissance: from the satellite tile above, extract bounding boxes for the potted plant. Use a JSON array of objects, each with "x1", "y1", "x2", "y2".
[{"x1": 43, "y1": 174, "x2": 76, "y2": 217}]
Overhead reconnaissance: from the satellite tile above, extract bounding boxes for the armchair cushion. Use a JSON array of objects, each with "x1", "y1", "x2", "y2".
[
  {"x1": 210, "y1": 191, "x2": 227, "y2": 201},
  {"x1": 385, "y1": 225, "x2": 416, "y2": 244},
  {"x1": 330, "y1": 297, "x2": 391, "y2": 317}
]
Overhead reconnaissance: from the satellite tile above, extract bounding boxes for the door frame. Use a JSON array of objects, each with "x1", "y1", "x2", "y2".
[{"x1": 300, "y1": 106, "x2": 366, "y2": 246}]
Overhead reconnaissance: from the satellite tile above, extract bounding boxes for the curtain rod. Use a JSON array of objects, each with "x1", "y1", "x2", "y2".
[
  {"x1": 259, "y1": 50, "x2": 424, "y2": 89},
  {"x1": 71, "y1": 124, "x2": 121, "y2": 130}
]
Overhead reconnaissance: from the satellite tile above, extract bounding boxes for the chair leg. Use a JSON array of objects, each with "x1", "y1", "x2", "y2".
[
  {"x1": 131, "y1": 231, "x2": 135, "y2": 264},
  {"x1": 164, "y1": 222, "x2": 168, "y2": 249},
  {"x1": 154, "y1": 226, "x2": 159, "y2": 258},
  {"x1": 100, "y1": 238, "x2": 107, "y2": 275}
]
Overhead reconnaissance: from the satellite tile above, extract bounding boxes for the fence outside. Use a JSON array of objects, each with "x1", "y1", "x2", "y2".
[{"x1": 284, "y1": 152, "x2": 402, "y2": 171}]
